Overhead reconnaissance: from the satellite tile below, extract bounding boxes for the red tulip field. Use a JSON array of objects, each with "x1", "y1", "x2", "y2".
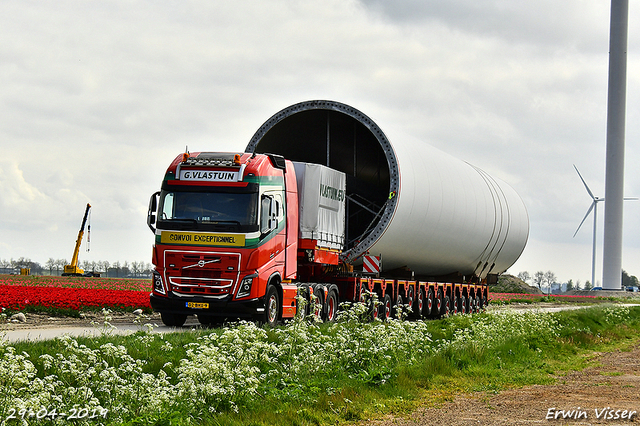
[
  {"x1": 0, "y1": 274, "x2": 605, "y2": 313},
  {"x1": 0, "y1": 274, "x2": 151, "y2": 312}
]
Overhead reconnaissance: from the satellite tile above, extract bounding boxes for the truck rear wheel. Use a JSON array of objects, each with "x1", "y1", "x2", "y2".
[
  {"x1": 324, "y1": 289, "x2": 338, "y2": 322},
  {"x1": 161, "y1": 312, "x2": 187, "y2": 327},
  {"x1": 312, "y1": 286, "x2": 324, "y2": 321},
  {"x1": 264, "y1": 285, "x2": 280, "y2": 327}
]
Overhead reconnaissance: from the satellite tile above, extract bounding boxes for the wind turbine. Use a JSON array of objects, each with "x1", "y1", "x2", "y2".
[{"x1": 573, "y1": 165, "x2": 638, "y2": 288}]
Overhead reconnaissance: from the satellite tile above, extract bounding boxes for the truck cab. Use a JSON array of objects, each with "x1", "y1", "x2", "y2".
[{"x1": 147, "y1": 152, "x2": 299, "y2": 326}]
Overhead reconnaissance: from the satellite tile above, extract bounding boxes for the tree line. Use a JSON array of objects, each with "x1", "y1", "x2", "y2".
[
  {"x1": 0, "y1": 257, "x2": 153, "y2": 278},
  {"x1": 517, "y1": 269, "x2": 639, "y2": 292}
]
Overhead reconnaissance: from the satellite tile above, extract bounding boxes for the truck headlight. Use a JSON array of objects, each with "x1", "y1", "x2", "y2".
[
  {"x1": 236, "y1": 274, "x2": 256, "y2": 299},
  {"x1": 153, "y1": 271, "x2": 166, "y2": 294}
]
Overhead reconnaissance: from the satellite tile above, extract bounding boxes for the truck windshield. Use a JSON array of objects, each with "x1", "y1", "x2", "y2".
[{"x1": 157, "y1": 189, "x2": 259, "y2": 232}]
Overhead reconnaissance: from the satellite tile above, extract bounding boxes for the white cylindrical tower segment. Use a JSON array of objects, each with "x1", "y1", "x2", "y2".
[{"x1": 246, "y1": 100, "x2": 528, "y2": 279}]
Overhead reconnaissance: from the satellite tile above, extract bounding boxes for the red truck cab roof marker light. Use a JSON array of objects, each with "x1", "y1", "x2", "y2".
[{"x1": 182, "y1": 156, "x2": 239, "y2": 167}]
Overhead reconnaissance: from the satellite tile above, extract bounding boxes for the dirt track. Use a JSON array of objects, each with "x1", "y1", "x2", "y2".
[{"x1": 367, "y1": 343, "x2": 640, "y2": 426}]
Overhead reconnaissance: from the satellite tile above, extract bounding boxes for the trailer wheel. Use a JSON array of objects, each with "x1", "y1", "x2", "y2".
[
  {"x1": 414, "y1": 288, "x2": 425, "y2": 319},
  {"x1": 424, "y1": 288, "x2": 434, "y2": 317},
  {"x1": 393, "y1": 294, "x2": 404, "y2": 319},
  {"x1": 459, "y1": 295, "x2": 466, "y2": 314},
  {"x1": 442, "y1": 295, "x2": 450, "y2": 316},
  {"x1": 434, "y1": 289, "x2": 444, "y2": 317},
  {"x1": 264, "y1": 285, "x2": 280, "y2": 327},
  {"x1": 380, "y1": 294, "x2": 392, "y2": 321},
  {"x1": 369, "y1": 299, "x2": 378, "y2": 321},
  {"x1": 161, "y1": 312, "x2": 187, "y2": 327},
  {"x1": 406, "y1": 286, "x2": 415, "y2": 315},
  {"x1": 324, "y1": 289, "x2": 338, "y2": 322}
]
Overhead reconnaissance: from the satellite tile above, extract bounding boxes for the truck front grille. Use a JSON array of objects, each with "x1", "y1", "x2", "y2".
[{"x1": 164, "y1": 250, "x2": 241, "y2": 298}]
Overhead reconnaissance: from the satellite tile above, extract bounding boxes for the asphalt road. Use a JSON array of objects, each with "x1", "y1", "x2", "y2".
[{"x1": 1, "y1": 318, "x2": 202, "y2": 343}]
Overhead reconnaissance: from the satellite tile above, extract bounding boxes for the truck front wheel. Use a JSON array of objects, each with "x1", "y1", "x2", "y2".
[
  {"x1": 161, "y1": 312, "x2": 187, "y2": 327},
  {"x1": 264, "y1": 285, "x2": 280, "y2": 327}
]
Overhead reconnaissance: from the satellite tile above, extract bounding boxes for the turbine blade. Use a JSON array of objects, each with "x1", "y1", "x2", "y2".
[
  {"x1": 573, "y1": 201, "x2": 595, "y2": 238},
  {"x1": 623, "y1": 197, "x2": 639, "y2": 201},
  {"x1": 573, "y1": 165, "x2": 595, "y2": 200}
]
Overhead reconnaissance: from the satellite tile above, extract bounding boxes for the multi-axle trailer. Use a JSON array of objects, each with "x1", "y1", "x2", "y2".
[{"x1": 147, "y1": 100, "x2": 528, "y2": 326}]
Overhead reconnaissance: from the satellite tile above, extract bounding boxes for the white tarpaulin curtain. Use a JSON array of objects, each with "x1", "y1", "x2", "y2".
[{"x1": 293, "y1": 162, "x2": 346, "y2": 250}]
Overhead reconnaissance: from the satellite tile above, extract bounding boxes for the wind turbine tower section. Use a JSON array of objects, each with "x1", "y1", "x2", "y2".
[{"x1": 602, "y1": 0, "x2": 629, "y2": 290}]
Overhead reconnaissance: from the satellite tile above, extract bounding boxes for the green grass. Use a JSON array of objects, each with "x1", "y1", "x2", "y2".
[{"x1": 2, "y1": 304, "x2": 639, "y2": 425}]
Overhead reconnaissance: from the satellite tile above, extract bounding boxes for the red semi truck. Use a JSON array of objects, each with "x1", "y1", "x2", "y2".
[{"x1": 147, "y1": 101, "x2": 529, "y2": 327}]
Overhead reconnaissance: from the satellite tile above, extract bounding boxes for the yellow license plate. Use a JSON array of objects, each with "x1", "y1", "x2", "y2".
[{"x1": 186, "y1": 302, "x2": 209, "y2": 309}]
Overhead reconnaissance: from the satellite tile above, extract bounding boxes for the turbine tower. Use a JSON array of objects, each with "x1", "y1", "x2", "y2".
[{"x1": 602, "y1": 0, "x2": 629, "y2": 290}]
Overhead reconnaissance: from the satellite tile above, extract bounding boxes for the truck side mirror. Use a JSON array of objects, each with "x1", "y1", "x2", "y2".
[{"x1": 147, "y1": 191, "x2": 160, "y2": 232}]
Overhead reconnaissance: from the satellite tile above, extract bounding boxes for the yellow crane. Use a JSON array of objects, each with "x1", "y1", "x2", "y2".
[{"x1": 62, "y1": 203, "x2": 95, "y2": 277}]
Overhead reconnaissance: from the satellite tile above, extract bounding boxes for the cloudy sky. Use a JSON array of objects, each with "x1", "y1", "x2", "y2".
[{"x1": 1, "y1": 1, "x2": 639, "y2": 285}]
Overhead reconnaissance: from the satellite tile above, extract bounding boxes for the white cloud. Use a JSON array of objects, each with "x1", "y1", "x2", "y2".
[{"x1": 0, "y1": 160, "x2": 47, "y2": 209}]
